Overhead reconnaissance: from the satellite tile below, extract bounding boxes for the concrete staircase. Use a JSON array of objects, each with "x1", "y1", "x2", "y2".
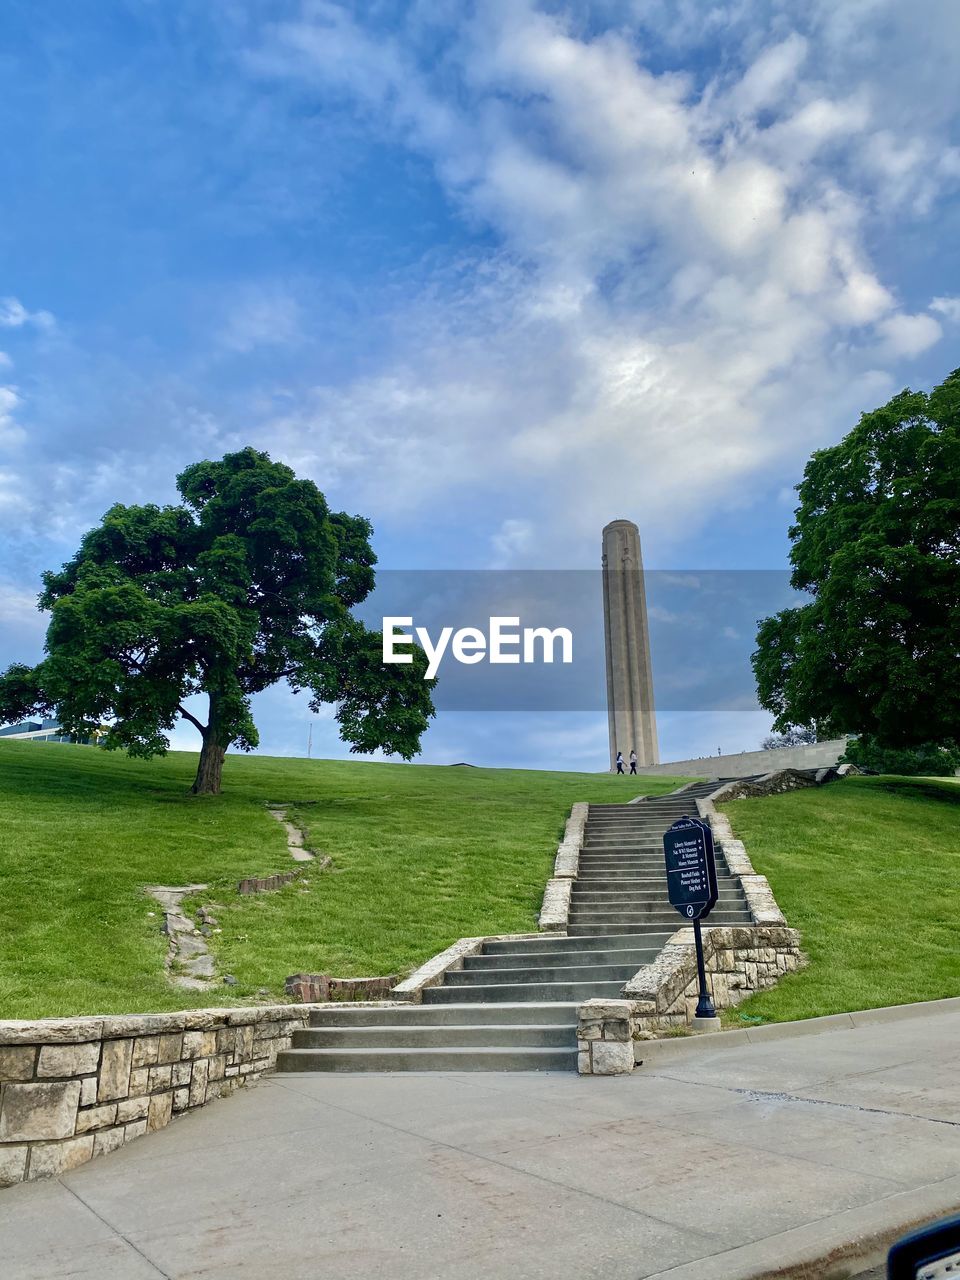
[
  {"x1": 276, "y1": 779, "x2": 752, "y2": 1073},
  {"x1": 570, "y1": 780, "x2": 754, "y2": 937},
  {"x1": 276, "y1": 1001, "x2": 579, "y2": 1073}
]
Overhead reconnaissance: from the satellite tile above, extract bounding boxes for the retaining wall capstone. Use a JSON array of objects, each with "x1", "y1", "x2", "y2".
[
  {"x1": 537, "y1": 801, "x2": 588, "y2": 930},
  {"x1": 0, "y1": 1004, "x2": 323, "y2": 1187}
]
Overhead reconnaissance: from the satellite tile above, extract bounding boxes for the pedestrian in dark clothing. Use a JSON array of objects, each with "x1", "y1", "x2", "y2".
[
  {"x1": 615, "y1": 751, "x2": 625, "y2": 774},
  {"x1": 629, "y1": 750, "x2": 637, "y2": 774}
]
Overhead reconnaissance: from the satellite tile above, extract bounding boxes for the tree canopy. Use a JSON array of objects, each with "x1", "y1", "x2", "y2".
[
  {"x1": 0, "y1": 448, "x2": 435, "y2": 793},
  {"x1": 752, "y1": 368, "x2": 960, "y2": 750}
]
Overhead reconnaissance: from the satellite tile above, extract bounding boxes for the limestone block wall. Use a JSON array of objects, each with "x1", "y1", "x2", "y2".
[
  {"x1": 0, "y1": 1004, "x2": 319, "y2": 1187},
  {"x1": 577, "y1": 925, "x2": 805, "y2": 1074},
  {"x1": 624, "y1": 923, "x2": 804, "y2": 1033}
]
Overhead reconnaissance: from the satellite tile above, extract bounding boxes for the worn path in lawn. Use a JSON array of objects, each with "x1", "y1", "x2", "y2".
[{"x1": 2, "y1": 1000, "x2": 959, "y2": 1280}]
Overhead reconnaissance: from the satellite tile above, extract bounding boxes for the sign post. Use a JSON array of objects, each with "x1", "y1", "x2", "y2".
[{"x1": 662, "y1": 816, "x2": 719, "y2": 1022}]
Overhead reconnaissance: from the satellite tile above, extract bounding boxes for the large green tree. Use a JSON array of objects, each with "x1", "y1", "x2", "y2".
[
  {"x1": 753, "y1": 368, "x2": 960, "y2": 748},
  {"x1": 0, "y1": 448, "x2": 435, "y2": 794}
]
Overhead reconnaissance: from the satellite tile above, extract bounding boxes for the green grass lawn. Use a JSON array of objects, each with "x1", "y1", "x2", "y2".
[
  {"x1": 726, "y1": 775, "x2": 960, "y2": 1023},
  {"x1": 0, "y1": 740, "x2": 684, "y2": 1019}
]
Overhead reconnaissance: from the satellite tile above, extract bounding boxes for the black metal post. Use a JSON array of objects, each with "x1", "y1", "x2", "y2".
[{"x1": 693, "y1": 918, "x2": 716, "y2": 1019}]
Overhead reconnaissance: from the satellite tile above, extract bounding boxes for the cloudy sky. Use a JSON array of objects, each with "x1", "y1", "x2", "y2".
[{"x1": 1, "y1": 0, "x2": 958, "y2": 769}]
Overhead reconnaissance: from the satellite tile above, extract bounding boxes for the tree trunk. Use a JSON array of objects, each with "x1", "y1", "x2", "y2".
[{"x1": 191, "y1": 727, "x2": 227, "y2": 795}]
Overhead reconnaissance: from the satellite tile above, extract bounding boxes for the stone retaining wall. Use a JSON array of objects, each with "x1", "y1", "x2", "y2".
[
  {"x1": 577, "y1": 924, "x2": 805, "y2": 1074},
  {"x1": 0, "y1": 1004, "x2": 321, "y2": 1187}
]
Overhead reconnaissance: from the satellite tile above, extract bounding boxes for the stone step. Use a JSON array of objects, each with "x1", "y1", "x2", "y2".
[
  {"x1": 444, "y1": 961, "x2": 642, "y2": 986},
  {"x1": 479, "y1": 931, "x2": 672, "y2": 955},
  {"x1": 566, "y1": 923, "x2": 681, "y2": 937},
  {"x1": 583, "y1": 838, "x2": 694, "y2": 847},
  {"x1": 276, "y1": 1046, "x2": 578, "y2": 1072},
  {"x1": 581, "y1": 857, "x2": 731, "y2": 868},
  {"x1": 572, "y1": 882, "x2": 743, "y2": 895},
  {"x1": 575, "y1": 873, "x2": 738, "y2": 884},
  {"x1": 570, "y1": 893, "x2": 744, "y2": 907},
  {"x1": 292, "y1": 1023, "x2": 578, "y2": 1050},
  {"x1": 423, "y1": 979, "x2": 627, "y2": 1003},
  {"x1": 567, "y1": 911, "x2": 752, "y2": 926},
  {"x1": 307, "y1": 1002, "x2": 578, "y2": 1027},
  {"x1": 463, "y1": 945, "x2": 661, "y2": 970}
]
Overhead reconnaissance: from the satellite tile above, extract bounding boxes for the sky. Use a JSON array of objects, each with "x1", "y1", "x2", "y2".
[{"x1": 0, "y1": 0, "x2": 958, "y2": 770}]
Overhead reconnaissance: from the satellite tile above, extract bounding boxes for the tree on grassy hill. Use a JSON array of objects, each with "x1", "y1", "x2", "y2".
[
  {"x1": 0, "y1": 448, "x2": 435, "y2": 794},
  {"x1": 753, "y1": 368, "x2": 960, "y2": 751}
]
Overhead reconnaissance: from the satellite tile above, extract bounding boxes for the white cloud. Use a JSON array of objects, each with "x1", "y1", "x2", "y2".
[
  {"x1": 931, "y1": 296, "x2": 960, "y2": 323},
  {"x1": 0, "y1": 297, "x2": 55, "y2": 333},
  {"x1": 0, "y1": 583, "x2": 40, "y2": 625},
  {"x1": 490, "y1": 518, "x2": 534, "y2": 567},
  {"x1": 876, "y1": 312, "x2": 943, "y2": 358},
  {"x1": 242, "y1": 1, "x2": 956, "y2": 562},
  {"x1": 0, "y1": 385, "x2": 25, "y2": 447},
  {"x1": 219, "y1": 289, "x2": 301, "y2": 353}
]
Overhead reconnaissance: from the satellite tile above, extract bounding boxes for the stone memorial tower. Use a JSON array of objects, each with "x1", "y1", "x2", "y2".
[{"x1": 602, "y1": 519, "x2": 659, "y2": 769}]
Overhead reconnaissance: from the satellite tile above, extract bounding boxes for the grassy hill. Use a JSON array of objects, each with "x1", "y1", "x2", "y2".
[
  {"x1": 0, "y1": 740, "x2": 684, "y2": 1019},
  {"x1": 726, "y1": 775, "x2": 960, "y2": 1023}
]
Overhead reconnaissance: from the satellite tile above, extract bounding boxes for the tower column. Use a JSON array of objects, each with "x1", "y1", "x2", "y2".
[{"x1": 602, "y1": 520, "x2": 659, "y2": 768}]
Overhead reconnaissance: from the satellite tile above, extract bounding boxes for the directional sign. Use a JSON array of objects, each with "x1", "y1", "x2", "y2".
[{"x1": 662, "y1": 816, "x2": 718, "y2": 922}]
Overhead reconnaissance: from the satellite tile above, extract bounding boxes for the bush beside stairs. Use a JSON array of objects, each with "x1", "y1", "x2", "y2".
[{"x1": 276, "y1": 779, "x2": 754, "y2": 1072}]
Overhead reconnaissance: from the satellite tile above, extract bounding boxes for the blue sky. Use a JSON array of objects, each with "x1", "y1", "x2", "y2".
[{"x1": 1, "y1": 0, "x2": 958, "y2": 770}]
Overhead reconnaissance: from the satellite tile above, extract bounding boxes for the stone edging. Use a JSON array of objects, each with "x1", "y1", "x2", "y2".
[
  {"x1": 696, "y1": 790, "x2": 787, "y2": 926},
  {"x1": 537, "y1": 801, "x2": 587, "y2": 930},
  {"x1": 0, "y1": 1004, "x2": 324, "y2": 1188},
  {"x1": 390, "y1": 933, "x2": 545, "y2": 1002}
]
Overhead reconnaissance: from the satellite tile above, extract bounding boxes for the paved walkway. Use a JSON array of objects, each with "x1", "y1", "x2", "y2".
[{"x1": 2, "y1": 1003, "x2": 960, "y2": 1280}]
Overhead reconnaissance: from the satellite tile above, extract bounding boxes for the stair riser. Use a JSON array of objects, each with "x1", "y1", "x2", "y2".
[
  {"x1": 308, "y1": 1003, "x2": 577, "y2": 1027},
  {"x1": 478, "y1": 931, "x2": 670, "y2": 952},
  {"x1": 568, "y1": 915, "x2": 752, "y2": 927},
  {"x1": 579, "y1": 863, "x2": 731, "y2": 872},
  {"x1": 423, "y1": 981, "x2": 627, "y2": 1003},
  {"x1": 445, "y1": 963, "x2": 641, "y2": 986},
  {"x1": 293, "y1": 1026, "x2": 578, "y2": 1049},
  {"x1": 576, "y1": 890, "x2": 747, "y2": 901},
  {"x1": 576, "y1": 874, "x2": 735, "y2": 883},
  {"x1": 276, "y1": 1049, "x2": 578, "y2": 1072},
  {"x1": 464, "y1": 949, "x2": 660, "y2": 970}
]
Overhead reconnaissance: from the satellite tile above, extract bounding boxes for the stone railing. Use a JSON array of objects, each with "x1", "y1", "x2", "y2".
[
  {"x1": 696, "y1": 790, "x2": 786, "y2": 926},
  {"x1": 537, "y1": 801, "x2": 587, "y2": 931},
  {"x1": 0, "y1": 1004, "x2": 320, "y2": 1187}
]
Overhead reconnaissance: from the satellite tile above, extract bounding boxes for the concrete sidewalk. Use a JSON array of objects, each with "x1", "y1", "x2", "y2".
[{"x1": 2, "y1": 1003, "x2": 959, "y2": 1280}]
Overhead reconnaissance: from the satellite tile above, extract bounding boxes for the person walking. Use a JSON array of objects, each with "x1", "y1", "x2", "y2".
[
  {"x1": 629, "y1": 749, "x2": 637, "y2": 775},
  {"x1": 615, "y1": 750, "x2": 625, "y2": 774}
]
